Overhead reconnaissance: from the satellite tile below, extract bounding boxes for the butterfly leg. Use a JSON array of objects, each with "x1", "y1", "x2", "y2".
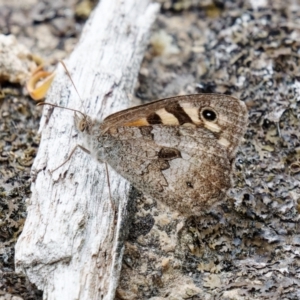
[
  {"x1": 51, "y1": 145, "x2": 117, "y2": 219},
  {"x1": 104, "y1": 163, "x2": 117, "y2": 219},
  {"x1": 50, "y1": 144, "x2": 91, "y2": 173}
]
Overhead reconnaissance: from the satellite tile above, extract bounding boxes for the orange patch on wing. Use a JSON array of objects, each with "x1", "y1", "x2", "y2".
[{"x1": 124, "y1": 117, "x2": 149, "y2": 127}]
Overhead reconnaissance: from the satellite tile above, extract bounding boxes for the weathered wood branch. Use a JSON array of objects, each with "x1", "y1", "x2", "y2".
[{"x1": 15, "y1": 1, "x2": 159, "y2": 299}]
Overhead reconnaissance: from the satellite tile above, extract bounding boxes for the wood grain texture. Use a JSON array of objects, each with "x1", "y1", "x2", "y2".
[{"x1": 14, "y1": 1, "x2": 159, "y2": 299}]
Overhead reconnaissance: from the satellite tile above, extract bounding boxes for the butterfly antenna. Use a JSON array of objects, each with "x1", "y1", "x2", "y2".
[
  {"x1": 60, "y1": 60, "x2": 84, "y2": 105},
  {"x1": 37, "y1": 102, "x2": 86, "y2": 118}
]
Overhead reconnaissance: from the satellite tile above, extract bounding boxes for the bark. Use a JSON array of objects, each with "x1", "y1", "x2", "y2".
[{"x1": 15, "y1": 1, "x2": 159, "y2": 299}]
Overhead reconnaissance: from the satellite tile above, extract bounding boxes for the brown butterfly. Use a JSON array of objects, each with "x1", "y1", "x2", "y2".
[{"x1": 48, "y1": 93, "x2": 247, "y2": 216}]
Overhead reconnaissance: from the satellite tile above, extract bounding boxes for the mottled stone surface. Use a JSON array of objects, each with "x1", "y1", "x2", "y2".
[{"x1": 117, "y1": 1, "x2": 300, "y2": 299}]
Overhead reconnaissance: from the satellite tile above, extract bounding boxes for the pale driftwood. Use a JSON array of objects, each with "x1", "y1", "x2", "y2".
[{"x1": 15, "y1": 1, "x2": 159, "y2": 299}]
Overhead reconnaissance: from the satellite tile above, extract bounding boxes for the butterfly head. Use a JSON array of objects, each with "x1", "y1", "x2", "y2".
[{"x1": 74, "y1": 112, "x2": 94, "y2": 135}]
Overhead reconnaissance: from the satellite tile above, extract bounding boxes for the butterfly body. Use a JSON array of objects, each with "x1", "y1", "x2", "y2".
[{"x1": 75, "y1": 94, "x2": 247, "y2": 216}]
